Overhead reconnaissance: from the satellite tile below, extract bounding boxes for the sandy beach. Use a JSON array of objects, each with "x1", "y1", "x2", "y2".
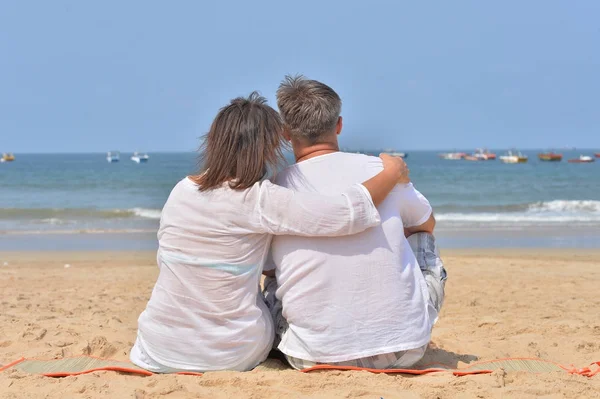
[{"x1": 1, "y1": 249, "x2": 599, "y2": 398}]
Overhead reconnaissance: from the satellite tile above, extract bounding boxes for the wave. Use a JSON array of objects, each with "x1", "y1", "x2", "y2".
[
  {"x1": 0, "y1": 228, "x2": 157, "y2": 236},
  {"x1": 130, "y1": 208, "x2": 162, "y2": 219},
  {"x1": 0, "y1": 208, "x2": 162, "y2": 220},
  {"x1": 527, "y1": 200, "x2": 600, "y2": 213},
  {"x1": 436, "y1": 213, "x2": 600, "y2": 223},
  {"x1": 1, "y1": 200, "x2": 599, "y2": 225},
  {"x1": 436, "y1": 200, "x2": 600, "y2": 224},
  {"x1": 436, "y1": 200, "x2": 600, "y2": 213},
  {"x1": 39, "y1": 218, "x2": 74, "y2": 225}
]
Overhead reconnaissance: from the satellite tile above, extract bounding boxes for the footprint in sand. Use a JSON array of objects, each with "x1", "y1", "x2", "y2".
[
  {"x1": 80, "y1": 336, "x2": 118, "y2": 357},
  {"x1": 576, "y1": 341, "x2": 600, "y2": 353},
  {"x1": 21, "y1": 327, "x2": 47, "y2": 341}
]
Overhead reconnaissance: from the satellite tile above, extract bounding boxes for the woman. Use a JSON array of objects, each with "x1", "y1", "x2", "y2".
[{"x1": 130, "y1": 92, "x2": 409, "y2": 373}]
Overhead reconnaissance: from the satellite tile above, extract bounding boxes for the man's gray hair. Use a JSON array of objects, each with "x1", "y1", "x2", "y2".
[{"x1": 276, "y1": 75, "x2": 342, "y2": 143}]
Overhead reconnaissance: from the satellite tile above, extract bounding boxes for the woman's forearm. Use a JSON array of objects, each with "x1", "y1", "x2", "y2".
[
  {"x1": 361, "y1": 169, "x2": 400, "y2": 206},
  {"x1": 362, "y1": 155, "x2": 410, "y2": 206}
]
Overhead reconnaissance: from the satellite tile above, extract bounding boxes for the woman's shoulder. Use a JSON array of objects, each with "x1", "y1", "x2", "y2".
[
  {"x1": 164, "y1": 177, "x2": 196, "y2": 198},
  {"x1": 168, "y1": 177, "x2": 288, "y2": 206},
  {"x1": 180, "y1": 177, "x2": 274, "y2": 201}
]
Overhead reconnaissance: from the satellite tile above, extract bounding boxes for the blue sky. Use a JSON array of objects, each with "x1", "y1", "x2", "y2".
[{"x1": 1, "y1": 0, "x2": 599, "y2": 153}]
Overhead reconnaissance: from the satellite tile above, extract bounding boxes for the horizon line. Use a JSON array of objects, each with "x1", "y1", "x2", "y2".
[{"x1": 4, "y1": 147, "x2": 600, "y2": 155}]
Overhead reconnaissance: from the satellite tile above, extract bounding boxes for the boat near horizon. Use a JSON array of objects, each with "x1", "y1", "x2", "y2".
[
  {"x1": 131, "y1": 152, "x2": 149, "y2": 163},
  {"x1": 464, "y1": 148, "x2": 495, "y2": 161},
  {"x1": 500, "y1": 150, "x2": 528, "y2": 164},
  {"x1": 106, "y1": 151, "x2": 120, "y2": 163},
  {"x1": 381, "y1": 149, "x2": 407, "y2": 158},
  {"x1": 480, "y1": 149, "x2": 496, "y2": 160},
  {"x1": 568, "y1": 155, "x2": 595, "y2": 163},
  {"x1": 464, "y1": 155, "x2": 485, "y2": 161},
  {"x1": 1, "y1": 153, "x2": 15, "y2": 162},
  {"x1": 439, "y1": 152, "x2": 466, "y2": 160},
  {"x1": 538, "y1": 152, "x2": 563, "y2": 162}
]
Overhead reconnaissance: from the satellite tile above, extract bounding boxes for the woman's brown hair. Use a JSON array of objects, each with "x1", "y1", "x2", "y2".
[{"x1": 192, "y1": 92, "x2": 287, "y2": 191}]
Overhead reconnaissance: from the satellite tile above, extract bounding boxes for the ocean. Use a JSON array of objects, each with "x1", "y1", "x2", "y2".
[{"x1": 1, "y1": 150, "x2": 599, "y2": 250}]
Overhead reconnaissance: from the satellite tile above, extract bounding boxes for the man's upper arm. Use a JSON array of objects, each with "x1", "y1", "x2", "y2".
[
  {"x1": 363, "y1": 158, "x2": 433, "y2": 231},
  {"x1": 397, "y1": 183, "x2": 433, "y2": 229}
]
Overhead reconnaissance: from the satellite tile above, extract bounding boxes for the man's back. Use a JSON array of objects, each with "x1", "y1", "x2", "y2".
[{"x1": 270, "y1": 152, "x2": 434, "y2": 362}]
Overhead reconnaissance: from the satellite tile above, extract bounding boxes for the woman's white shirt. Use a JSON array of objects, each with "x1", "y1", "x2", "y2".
[{"x1": 132, "y1": 177, "x2": 380, "y2": 371}]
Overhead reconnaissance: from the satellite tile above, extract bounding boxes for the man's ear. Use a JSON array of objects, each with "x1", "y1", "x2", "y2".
[
  {"x1": 335, "y1": 116, "x2": 343, "y2": 135},
  {"x1": 283, "y1": 126, "x2": 292, "y2": 141}
]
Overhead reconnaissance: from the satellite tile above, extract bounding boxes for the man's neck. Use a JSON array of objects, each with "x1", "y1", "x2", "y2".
[{"x1": 293, "y1": 142, "x2": 339, "y2": 163}]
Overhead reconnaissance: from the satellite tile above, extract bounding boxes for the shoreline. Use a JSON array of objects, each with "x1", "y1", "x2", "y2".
[
  {"x1": 2, "y1": 224, "x2": 600, "y2": 250},
  {"x1": 3, "y1": 248, "x2": 600, "y2": 256}
]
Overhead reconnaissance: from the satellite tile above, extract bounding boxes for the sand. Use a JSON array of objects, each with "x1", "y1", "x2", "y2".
[{"x1": 1, "y1": 249, "x2": 599, "y2": 398}]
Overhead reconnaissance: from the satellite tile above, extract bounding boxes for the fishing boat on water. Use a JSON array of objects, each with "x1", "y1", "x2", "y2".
[
  {"x1": 464, "y1": 149, "x2": 491, "y2": 161},
  {"x1": 1, "y1": 153, "x2": 15, "y2": 162},
  {"x1": 439, "y1": 152, "x2": 466, "y2": 160},
  {"x1": 106, "y1": 151, "x2": 120, "y2": 163},
  {"x1": 568, "y1": 155, "x2": 595, "y2": 163},
  {"x1": 381, "y1": 149, "x2": 407, "y2": 158},
  {"x1": 500, "y1": 150, "x2": 528, "y2": 164},
  {"x1": 131, "y1": 152, "x2": 150, "y2": 163},
  {"x1": 538, "y1": 152, "x2": 562, "y2": 162},
  {"x1": 480, "y1": 149, "x2": 497, "y2": 160},
  {"x1": 468, "y1": 148, "x2": 496, "y2": 161},
  {"x1": 596, "y1": 153, "x2": 600, "y2": 158},
  {"x1": 464, "y1": 154, "x2": 486, "y2": 161}
]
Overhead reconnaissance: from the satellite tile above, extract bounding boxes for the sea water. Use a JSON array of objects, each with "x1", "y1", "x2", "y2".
[{"x1": 1, "y1": 151, "x2": 599, "y2": 249}]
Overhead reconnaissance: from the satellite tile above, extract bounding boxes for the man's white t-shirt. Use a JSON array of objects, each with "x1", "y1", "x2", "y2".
[{"x1": 267, "y1": 152, "x2": 433, "y2": 363}]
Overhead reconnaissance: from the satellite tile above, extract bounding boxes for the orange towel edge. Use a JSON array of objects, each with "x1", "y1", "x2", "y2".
[
  {"x1": 2, "y1": 356, "x2": 598, "y2": 378},
  {"x1": 0, "y1": 356, "x2": 203, "y2": 377},
  {"x1": 0, "y1": 357, "x2": 26, "y2": 372},
  {"x1": 175, "y1": 371, "x2": 204, "y2": 376},
  {"x1": 300, "y1": 365, "x2": 449, "y2": 374},
  {"x1": 42, "y1": 366, "x2": 153, "y2": 377}
]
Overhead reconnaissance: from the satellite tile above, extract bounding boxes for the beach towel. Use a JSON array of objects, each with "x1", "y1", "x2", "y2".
[{"x1": 1, "y1": 356, "x2": 598, "y2": 378}]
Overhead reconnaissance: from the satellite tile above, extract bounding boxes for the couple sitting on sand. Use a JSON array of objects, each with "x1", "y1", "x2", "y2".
[{"x1": 130, "y1": 76, "x2": 447, "y2": 373}]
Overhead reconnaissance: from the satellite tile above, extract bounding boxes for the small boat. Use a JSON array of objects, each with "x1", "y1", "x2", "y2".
[
  {"x1": 465, "y1": 149, "x2": 490, "y2": 161},
  {"x1": 595, "y1": 153, "x2": 600, "y2": 158},
  {"x1": 538, "y1": 152, "x2": 562, "y2": 162},
  {"x1": 382, "y1": 149, "x2": 407, "y2": 158},
  {"x1": 131, "y1": 152, "x2": 149, "y2": 163},
  {"x1": 439, "y1": 152, "x2": 466, "y2": 160},
  {"x1": 481, "y1": 149, "x2": 497, "y2": 160},
  {"x1": 1, "y1": 153, "x2": 15, "y2": 162},
  {"x1": 106, "y1": 151, "x2": 120, "y2": 163},
  {"x1": 568, "y1": 155, "x2": 595, "y2": 163},
  {"x1": 500, "y1": 150, "x2": 528, "y2": 164},
  {"x1": 464, "y1": 155, "x2": 485, "y2": 161},
  {"x1": 469, "y1": 148, "x2": 496, "y2": 160}
]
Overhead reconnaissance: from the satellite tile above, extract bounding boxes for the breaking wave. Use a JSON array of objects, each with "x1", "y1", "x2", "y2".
[{"x1": 436, "y1": 200, "x2": 600, "y2": 224}]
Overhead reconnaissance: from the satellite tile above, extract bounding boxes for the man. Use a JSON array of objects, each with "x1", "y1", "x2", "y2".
[{"x1": 263, "y1": 75, "x2": 447, "y2": 370}]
